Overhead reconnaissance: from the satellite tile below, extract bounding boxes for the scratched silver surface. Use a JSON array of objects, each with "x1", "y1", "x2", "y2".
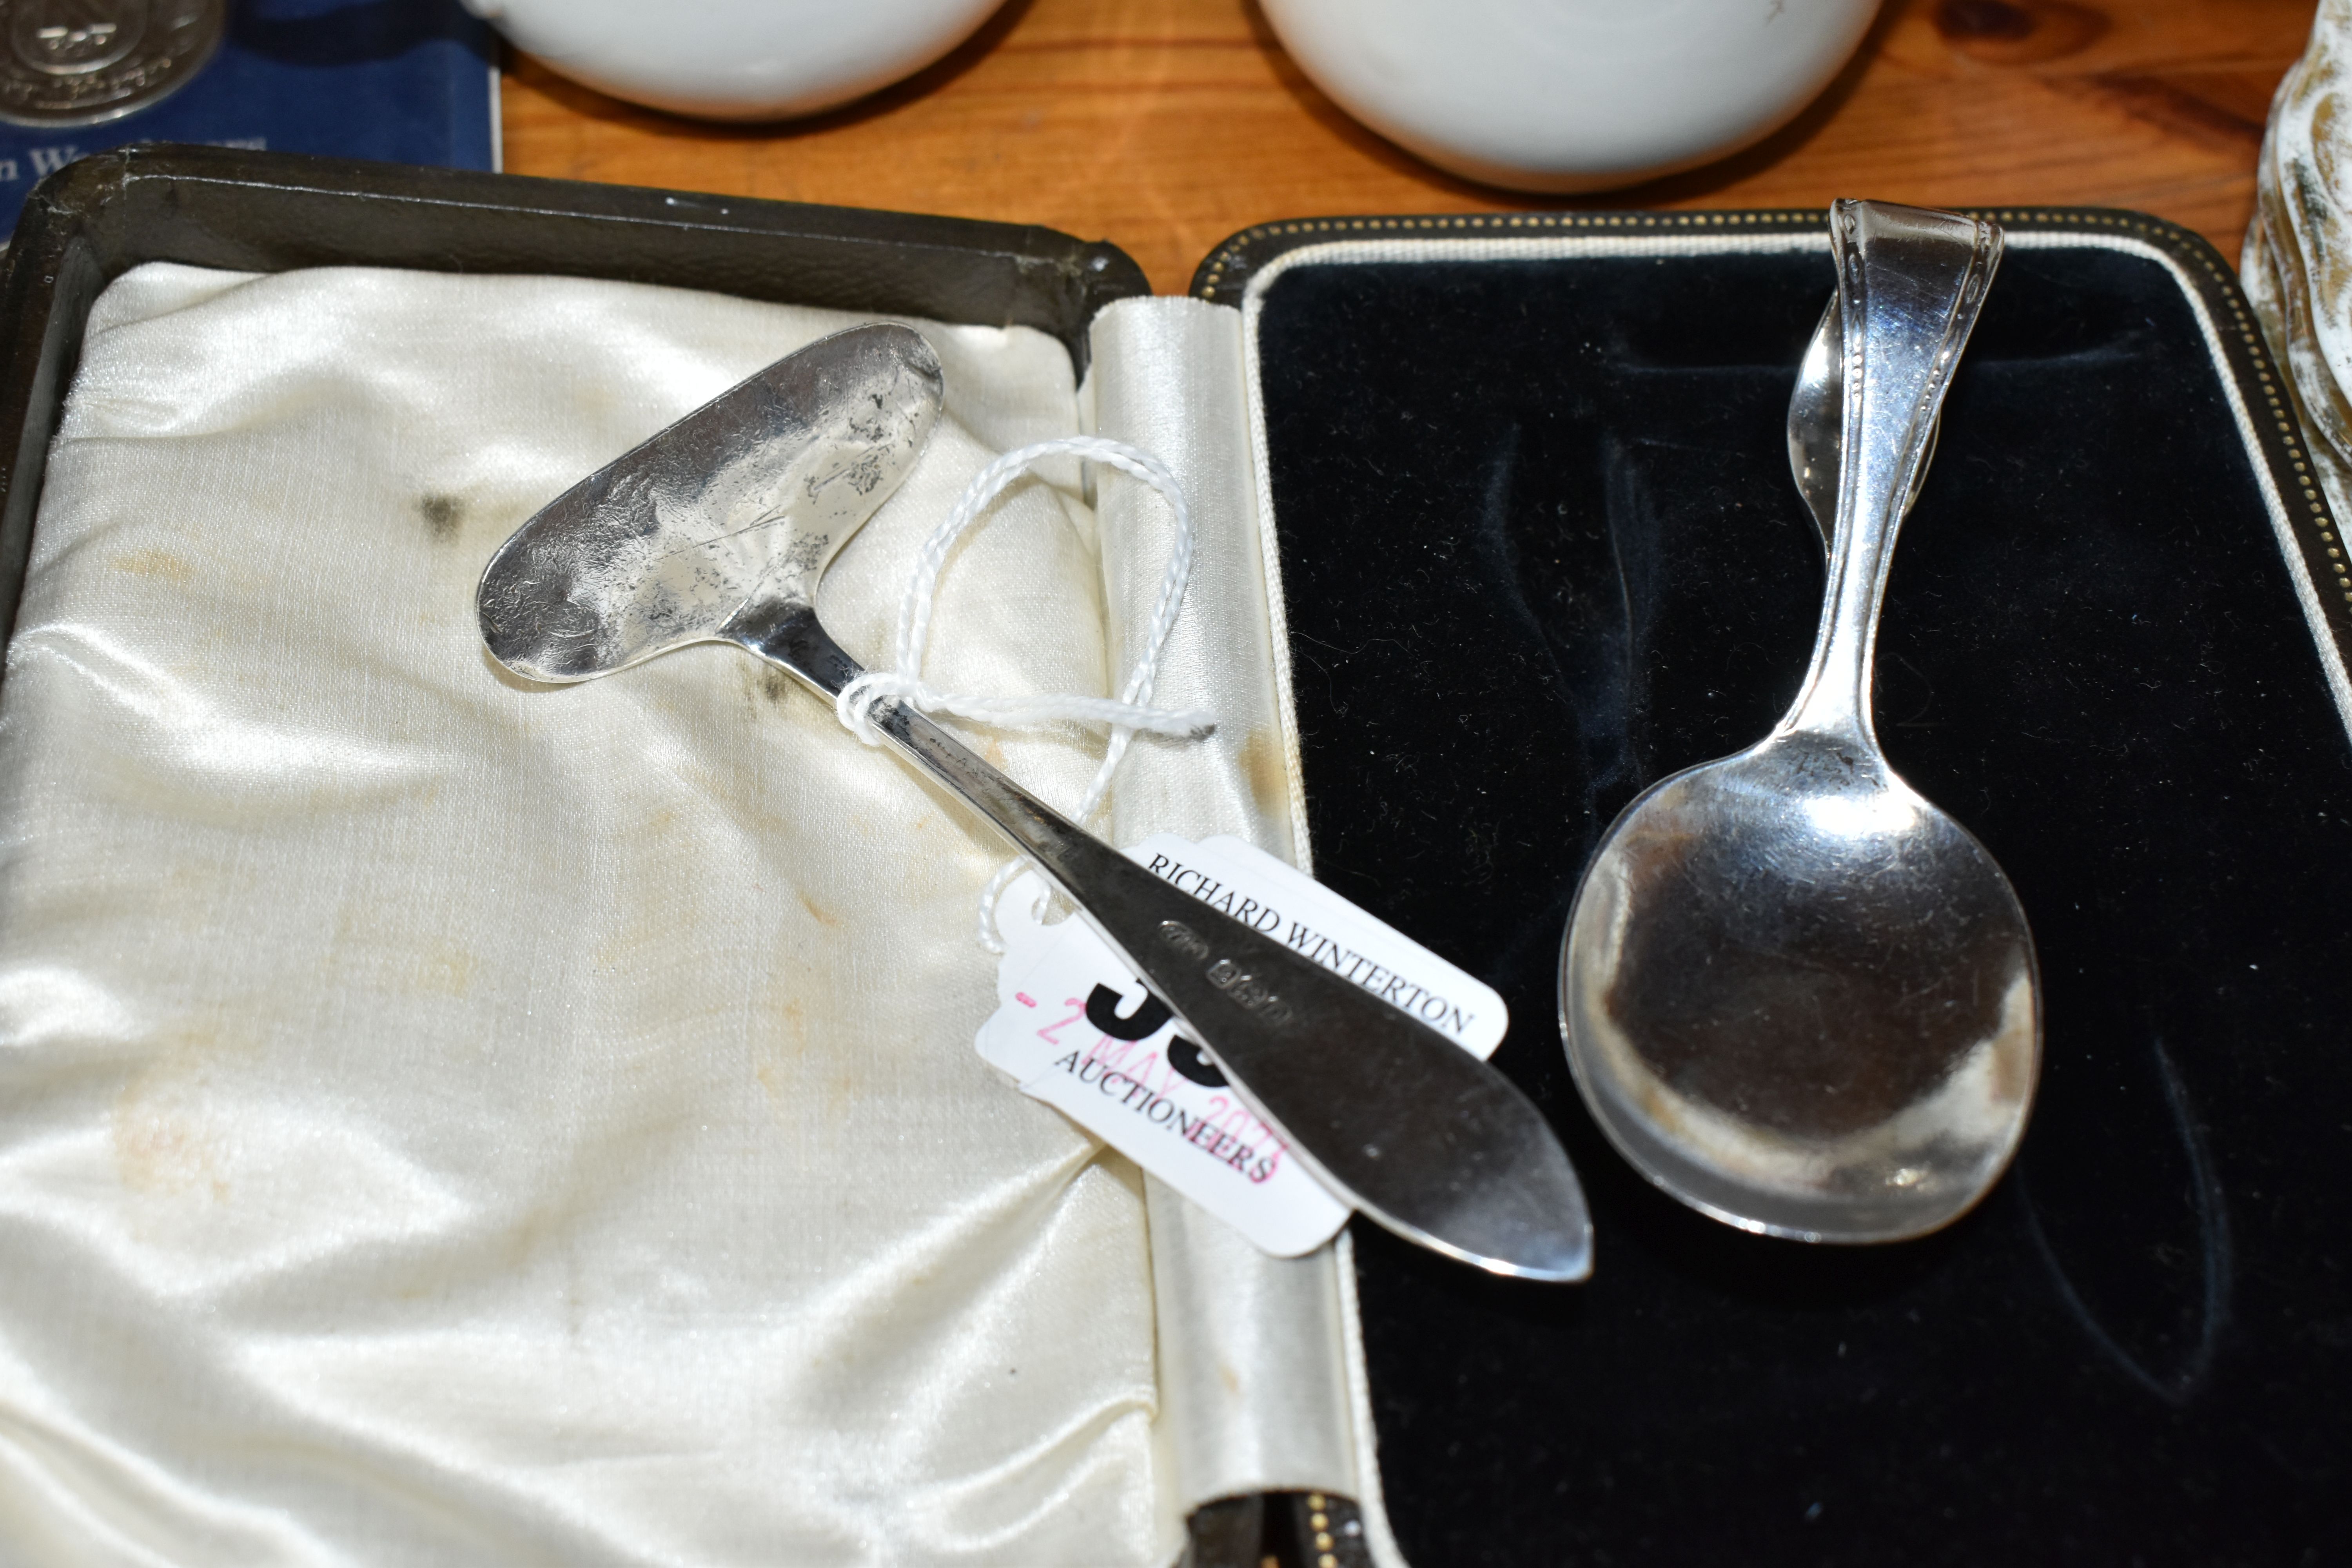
[{"x1": 478, "y1": 323, "x2": 943, "y2": 683}]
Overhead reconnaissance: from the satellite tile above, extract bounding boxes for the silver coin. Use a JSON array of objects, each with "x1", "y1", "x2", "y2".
[{"x1": 0, "y1": 0, "x2": 225, "y2": 129}]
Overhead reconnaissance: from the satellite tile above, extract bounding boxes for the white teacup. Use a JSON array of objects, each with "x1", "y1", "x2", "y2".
[
  {"x1": 464, "y1": 0, "x2": 1008, "y2": 122},
  {"x1": 1259, "y1": 0, "x2": 1884, "y2": 192}
]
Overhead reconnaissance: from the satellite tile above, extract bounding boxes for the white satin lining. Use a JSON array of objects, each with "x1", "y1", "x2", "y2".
[
  {"x1": 1087, "y1": 296, "x2": 1363, "y2": 1517},
  {"x1": 0, "y1": 263, "x2": 1178, "y2": 1566}
]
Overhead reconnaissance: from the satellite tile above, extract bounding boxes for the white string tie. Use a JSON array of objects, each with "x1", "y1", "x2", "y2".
[{"x1": 832, "y1": 435, "x2": 1214, "y2": 951}]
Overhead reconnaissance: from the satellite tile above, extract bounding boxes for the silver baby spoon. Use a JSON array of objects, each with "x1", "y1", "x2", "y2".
[
  {"x1": 481, "y1": 324, "x2": 1592, "y2": 1281},
  {"x1": 1559, "y1": 201, "x2": 2040, "y2": 1243}
]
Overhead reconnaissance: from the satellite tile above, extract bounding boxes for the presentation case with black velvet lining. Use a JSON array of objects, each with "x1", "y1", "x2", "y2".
[
  {"x1": 1203, "y1": 209, "x2": 2352, "y2": 1566},
  {"x1": 0, "y1": 149, "x2": 2344, "y2": 1567}
]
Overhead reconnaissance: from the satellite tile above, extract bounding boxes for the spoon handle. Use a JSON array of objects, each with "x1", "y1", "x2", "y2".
[
  {"x1": 1782, "y1": 200, "x2": 2002, "y2": 747},
  {"x1": 732, "y1": 601, "x2": 1593, "y2": 1283}
]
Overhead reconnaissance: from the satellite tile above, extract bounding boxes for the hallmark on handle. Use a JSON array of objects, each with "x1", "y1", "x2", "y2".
[
  {"x1": 1205, "y1": 958, "x2": 1296, "y2": 1026},
  {"x1": 1160, "y1": 920, "x2": 1298, "y2": 1026},
  {"x1": 1159, "y1": 919, "x2": 1211, "y2": 958}
]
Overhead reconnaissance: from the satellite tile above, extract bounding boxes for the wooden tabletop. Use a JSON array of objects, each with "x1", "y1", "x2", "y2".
[{"x1": 501, "y1": 0, "x2": 2315, "y2": 294}]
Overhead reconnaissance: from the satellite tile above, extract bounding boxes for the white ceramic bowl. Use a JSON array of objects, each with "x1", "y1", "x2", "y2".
[
  {"x1": 464, "y1": 0, "x2": 1008, "y2": 122},
  {"x1": 1259, "y1": 0, "x2": 1883, "y2": 193}
]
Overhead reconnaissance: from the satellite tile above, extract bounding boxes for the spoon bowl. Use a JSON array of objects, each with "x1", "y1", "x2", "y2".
[
  {"x1": 1563, "y1": 733, "x2": 2037, "y2": 1239},
  {"x1": 1560, "y1": 201, "x2": 2039, "y2": 1243}
]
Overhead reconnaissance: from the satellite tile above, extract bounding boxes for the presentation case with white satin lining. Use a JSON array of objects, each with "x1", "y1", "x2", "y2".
[{"x1": 0, "y1": 147, "x2": 2345, "y2": 1567}]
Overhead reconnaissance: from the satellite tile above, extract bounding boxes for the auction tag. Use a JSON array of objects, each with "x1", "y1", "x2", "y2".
[{"x1": 975, "y1": 834, "x2": 1505, "y2": 1257}]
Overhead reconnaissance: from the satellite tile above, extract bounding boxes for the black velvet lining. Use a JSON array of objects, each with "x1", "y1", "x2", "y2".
[{"x1": 1254, "y1": 242, "x2": 2352, "y2": 1565}]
